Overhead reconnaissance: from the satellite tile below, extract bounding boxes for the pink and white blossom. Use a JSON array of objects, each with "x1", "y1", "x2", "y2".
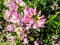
[{"x1": 7, "y1": 24, "x2": 16, "y2": 32}]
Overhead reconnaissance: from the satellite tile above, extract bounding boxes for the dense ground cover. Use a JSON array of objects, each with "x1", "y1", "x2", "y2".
[{"x1": 0, "y1": 0, "x2": 60, "y2": 45}]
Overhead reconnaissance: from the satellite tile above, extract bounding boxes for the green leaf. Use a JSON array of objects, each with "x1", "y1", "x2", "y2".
[
  {"x1": 30, "y1": 37, "x2": 34, "y2": 41},
  {"x1": 0, "y1": 43, "x2": 2, "y2": 45},
  {"x1": 54, "y1": 21, "x2": 60, "y2": 26},
  {"x1": 0, "y1": 13, "x2": 3, "y2": 17},
  {"x1": 0, "y1": 0, "x2": 4, "y2": 3},
  {"x1": 46, "y1": 12, "x2": 60, "y2": 23}
]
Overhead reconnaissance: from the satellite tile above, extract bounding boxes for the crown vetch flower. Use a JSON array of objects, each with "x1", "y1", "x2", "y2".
[
  {"x1": 34, "y1": 40, "x2": 39, "y2": 45},
  {"x1": 4, "y1": 10, "x2": 11, "y2": 22},
  {"x1": 9, "y1": 36, "x2": 15, "y2": 44},
  {"x1": 8, "y1": 2, "x2": 18, "y2": 11},
  {"x1": 4, "y1": 10, "x2": 21, "y2": 23},
  {"x1": 10, "y1": 11, "x2": 21, "y2": 23},
  {"x1": 7, "y1": 24, "x2": 16, "y2": 32},
  {"x1": 22, "y1": 7, "x2": 46, "y2": 29},
  {"x1": 23, "y1": 37, "x2": 29, "y2": 44},
  {"x1": 4, "y1": 0, "x2": 46, "y2": 43},
  {"x1": 14, "y1": 0, "x2": 26, "y2": 7}
]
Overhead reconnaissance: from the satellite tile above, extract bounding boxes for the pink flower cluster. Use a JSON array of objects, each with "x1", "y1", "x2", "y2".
[
  {"x1": 4, "y1": 0, "x2": 46, "y2": 45},
  {"x1": 22, "y1": 7, "x2": 46, "y2": 30}
]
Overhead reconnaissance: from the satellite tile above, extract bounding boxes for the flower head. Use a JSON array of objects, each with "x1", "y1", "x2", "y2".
[
  {"x1": 8, "y1": 2, "x2": 18, "y2": 11},
  {"x1": 7, "y1": 24, "x2": 16, "y2": 32},
  {"x1": 22, "y1": 7, "x2": 46, "y2": 29}
]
